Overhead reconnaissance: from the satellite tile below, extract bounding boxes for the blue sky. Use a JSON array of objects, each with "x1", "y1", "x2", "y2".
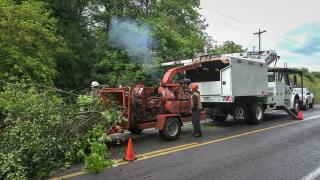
[{"x1": 200, "y1": 0, "x2": 320, "y2": 71}]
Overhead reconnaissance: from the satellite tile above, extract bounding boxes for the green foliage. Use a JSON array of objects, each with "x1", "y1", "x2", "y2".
[
  {"x1": 40, "y1": 0, "x2": 96, "y2": 90},
  {"x1": 84, "y1": 142, "x2": 112, "y2": 173},
  {"x1": 82, "y1": 105, "x2": 126, "y2": 173},
  {"x1": 92, "y1": 49, "x2": 152, "y2": 87},
  {"x1": 0, "y1": 83, "x2": 81, "y2": 179},
  {"x1": 0, "y1": 0, "x2": 64, "y2": 85},
  {"x1": 89, "y1": 0, "x2": 207, "y2": 87},
  {"x1": 77, "y1": 95, "x2": 99, "y2": 111},
  {"x1": 210, "y1": 40, "x2": 246, "y2": 55},
  {"x1": 0, "y1": 83, "x2": 127, "y2": 179},
  {"x1": 300, "y1": 70, "x2": 320, "y2": 104}
]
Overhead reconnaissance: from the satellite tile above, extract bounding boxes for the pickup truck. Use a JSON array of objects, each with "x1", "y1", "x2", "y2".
[{"x1": 293, "y1": 88, "x2": 314, "y2": 110}]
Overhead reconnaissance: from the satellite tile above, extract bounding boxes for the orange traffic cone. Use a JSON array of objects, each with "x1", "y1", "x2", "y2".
[
  {"x1": 298, "y1": 111, "x2": 303, "y2": 120},
  {"x1": 123, "y1": 138, "x2": 136, "y2": 161}
]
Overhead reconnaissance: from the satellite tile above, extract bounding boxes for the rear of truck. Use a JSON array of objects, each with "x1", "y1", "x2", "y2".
[{"x1": 186, "y1": 56, "x2": 269, "y2": 124}]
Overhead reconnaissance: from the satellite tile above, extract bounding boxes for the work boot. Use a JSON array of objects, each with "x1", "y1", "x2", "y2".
[{"x1": 193, "y1": 133, "x2": 202, "y2": 137}]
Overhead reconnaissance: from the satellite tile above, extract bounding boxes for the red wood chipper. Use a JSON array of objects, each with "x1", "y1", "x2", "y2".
[{"x1": 100, "y1": 62, "x2": 206, "y2": 140}]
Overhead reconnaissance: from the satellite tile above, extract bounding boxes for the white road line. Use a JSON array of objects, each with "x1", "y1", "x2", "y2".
[
  {"x1": 304, "y1": 115, "x2": 320, "y2": 121},
  {"x1": 301, "y1": 166, "x2": 320, "y2": 180}
]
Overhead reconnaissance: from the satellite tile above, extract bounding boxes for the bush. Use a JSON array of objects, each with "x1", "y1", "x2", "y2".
[
  {"x1": 0, "y1": 84, "x2": 81, "y2": 179},
  {"x1": 0, "y1": 83, "x2": 126, "y2": 179}
]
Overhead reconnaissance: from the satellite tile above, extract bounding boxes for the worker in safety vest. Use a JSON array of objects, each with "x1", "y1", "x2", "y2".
[
  {"x1": 90, "y1": 81, "x2": 100, "y2": 99},
  {"x1": 191, "y1": 83, "x2": 202, "y2": 137}
]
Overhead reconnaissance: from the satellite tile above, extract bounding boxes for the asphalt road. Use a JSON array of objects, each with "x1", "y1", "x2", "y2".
[{"x1": 59, "y1": 107, "x2": 320, "y2": 180}]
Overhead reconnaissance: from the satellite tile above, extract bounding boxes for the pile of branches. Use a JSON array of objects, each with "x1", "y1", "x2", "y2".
[{"x1": 0, "y1": 84, "x2": 125, "y2": 179}]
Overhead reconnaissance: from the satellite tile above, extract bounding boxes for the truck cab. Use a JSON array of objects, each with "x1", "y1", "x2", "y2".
[{"x1": 267, "y1": 68, "x2": 303, "y2": 115}]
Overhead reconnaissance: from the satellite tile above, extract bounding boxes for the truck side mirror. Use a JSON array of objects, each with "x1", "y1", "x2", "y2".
[{"x1": 293, "y1": 75, "x2": 297, "y2": 87}]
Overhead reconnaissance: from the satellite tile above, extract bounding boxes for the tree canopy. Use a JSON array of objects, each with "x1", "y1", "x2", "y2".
[
  {"x1": 210, "y1": 40, "x2": 246, "y2": 55},
  {"x1": 0, "y1": 0, "x2": 63, "y2": 85}
]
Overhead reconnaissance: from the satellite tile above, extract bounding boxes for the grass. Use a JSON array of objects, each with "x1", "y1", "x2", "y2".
[{"x1": 302, "y1": 71, "x2": 320, "y2": 104}]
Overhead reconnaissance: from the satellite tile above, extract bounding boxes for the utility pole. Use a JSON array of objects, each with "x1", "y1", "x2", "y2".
[{"x1": 253, "y1": 29, "x2": 267, "y2": 52}]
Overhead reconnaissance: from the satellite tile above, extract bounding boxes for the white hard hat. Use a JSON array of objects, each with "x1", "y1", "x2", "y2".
[{"x1": 91, "y1": 81, "x2": 100, "y2": 87}]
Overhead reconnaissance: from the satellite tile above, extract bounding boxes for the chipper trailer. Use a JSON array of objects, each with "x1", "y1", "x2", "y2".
[{"x1": 99, "y1": 62, "x2": 207, "y2": 140}]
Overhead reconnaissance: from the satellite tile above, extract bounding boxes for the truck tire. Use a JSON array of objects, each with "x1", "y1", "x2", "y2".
[
  {"x1": 129, "y1": 128, "x2": 143, "y2": 134},
  {"x1": 303, "y1": 100, "x2": 308, "y2": 111},
  {"x1": 159, "y1": 117, "x2": 181, "y2": 141},
  {"x1": 309, "y1": 99, "x2": 314, "y2": 108},
  {"x1": 291, "y1": 98, "x2": 299, "y2": 115},
  {"x1": 247, "y1": 102, "x2": 264, "y2": 124}
]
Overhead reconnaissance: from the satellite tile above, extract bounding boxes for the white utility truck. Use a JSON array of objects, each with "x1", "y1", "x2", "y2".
[{"x1": 162, "y1": 51, "x2": 304, "y2": 124}]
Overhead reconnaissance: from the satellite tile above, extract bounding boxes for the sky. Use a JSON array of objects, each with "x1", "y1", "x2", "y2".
[{"x1": 199, "y1": 0, "x2": 320, "y2": 71}]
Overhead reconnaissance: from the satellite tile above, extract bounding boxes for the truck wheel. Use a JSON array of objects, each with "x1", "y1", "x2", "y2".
[
  {"x1": 159, "y1": 117, "x2": 181, "y2": 141},
  {"x1": 247, "y1": 102, "x2": 264, "y2": 124},
  {"x1": 309, "y1": 99, "x2": 314, "y2": 108},
  {"x1": 129, "y1": 128, "x2": 143, "y2": 134},
  {"x1": 303, "y1": 100, "x2": 308, "y2": 111},
  {"x1": 291, "y1": 99, "x2": 299, "y2": 115}
]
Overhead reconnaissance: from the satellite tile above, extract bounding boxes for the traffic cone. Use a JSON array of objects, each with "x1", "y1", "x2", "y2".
[
  {"x1": 123, "y1": 138, "x2": 136, "y2": 161},
  {"x1": 298, "y1": 111, "x2": 303, "y2": 120}
]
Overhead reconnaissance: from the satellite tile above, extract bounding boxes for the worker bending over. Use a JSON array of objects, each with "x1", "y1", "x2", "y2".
[{"x1": 191, "y1": 83, "x2": 202, "y2": 137}]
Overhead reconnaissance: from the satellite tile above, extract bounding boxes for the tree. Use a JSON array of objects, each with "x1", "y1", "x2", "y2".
[
  {"x1": 89, "y1": 0, "x2": 207, "y2": 86},
  {"x1": 40, "y1": 0, "x2": 97, "y2": 90},
  {"x1": 0, "y1": 0, "x2": 64, "y2": 85},
  {"x1": 210, "y1": 40, "x2": 246, "y2": 55}
]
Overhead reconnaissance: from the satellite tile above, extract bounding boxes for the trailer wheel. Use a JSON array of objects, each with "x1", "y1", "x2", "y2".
[
  {"x1": 129, "y1": 128, "x2": 143, "y2": 134},
  {"x1": 247, "y1": 102, "x2": 264, "y2": 124},
  {"x1": 159, "y1": 117, "x2": 181, "y2": 141}
]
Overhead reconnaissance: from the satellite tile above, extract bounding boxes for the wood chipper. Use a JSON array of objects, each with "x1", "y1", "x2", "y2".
[{"x1": 99, "y1": 62, "x2": 206, "y2": 140}]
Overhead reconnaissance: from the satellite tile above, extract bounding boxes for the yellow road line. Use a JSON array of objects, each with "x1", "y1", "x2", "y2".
[
  {"x1": 51, "y1": 171, "x2": 86, "y2": 180},
  {"x1": 116, "y1": 142, "x2": 198, "y2": 164},
  {"x1": 51, "y1": 143, "x2": 197, "y2": 180},
  {"x1": 52, "y1": 119, "x2": 313, "y2": 180}
]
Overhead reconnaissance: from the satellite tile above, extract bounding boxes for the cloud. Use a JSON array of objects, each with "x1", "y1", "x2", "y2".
[{"x1": 276, "y1": 22, "x2": 320, "y2": 71}]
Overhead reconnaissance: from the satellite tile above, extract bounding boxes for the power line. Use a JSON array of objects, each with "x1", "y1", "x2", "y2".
[
  {"x1": 245, "y1": 36, "x2": 258, "y2": 49},
  {"x1": 202, "y1": 9, "x2": 319, "y2": 52}
]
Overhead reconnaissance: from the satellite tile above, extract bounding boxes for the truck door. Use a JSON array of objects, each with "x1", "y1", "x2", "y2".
[
  {"x1": 221, "y1": 67, "x2": 232, "y2": 96},
  {"x1": 284, "y1": 74, "x2": 293, "y2": 104}
]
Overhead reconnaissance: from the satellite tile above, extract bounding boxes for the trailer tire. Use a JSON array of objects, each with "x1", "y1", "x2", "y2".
[
  {"x1": 247, "y1": 102, "x2": 264, "y2": 124},
  {"x1": 129, "y1": 128, "x2": 143, "y2": 134},
  {"x1": 159, "y1": 117, "x2": 181, "y2": 141}
]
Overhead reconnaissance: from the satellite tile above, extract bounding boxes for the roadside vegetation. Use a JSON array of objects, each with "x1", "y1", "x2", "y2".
[
  {"x1": 301, "y1": 69, "x2": 320, "y2": 104},
  {"x1": 0, "y1": 0, "x2": 318, "y2": 179},
  {"x1": 0, "y1": 0, "x2": 209, "y2": 179}
]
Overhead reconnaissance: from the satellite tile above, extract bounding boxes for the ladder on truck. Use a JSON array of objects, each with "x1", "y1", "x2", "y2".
[{"x1": 280, "y1": 106, "x2": 299, "y2": 120}]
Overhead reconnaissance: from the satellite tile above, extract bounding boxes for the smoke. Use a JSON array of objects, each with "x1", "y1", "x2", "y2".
[{"x1": 108, "y1": 17, "x2": 158, "y2": 66}]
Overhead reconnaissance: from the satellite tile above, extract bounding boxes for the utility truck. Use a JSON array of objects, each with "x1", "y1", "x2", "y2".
[{"x1": 162, "y1": 51, "x2": 304, "y2": 124}]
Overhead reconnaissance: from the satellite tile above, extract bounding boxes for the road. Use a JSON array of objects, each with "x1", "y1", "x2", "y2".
[{"x1": 55, "y1": 107, "x2": 320, "y2": 180}]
